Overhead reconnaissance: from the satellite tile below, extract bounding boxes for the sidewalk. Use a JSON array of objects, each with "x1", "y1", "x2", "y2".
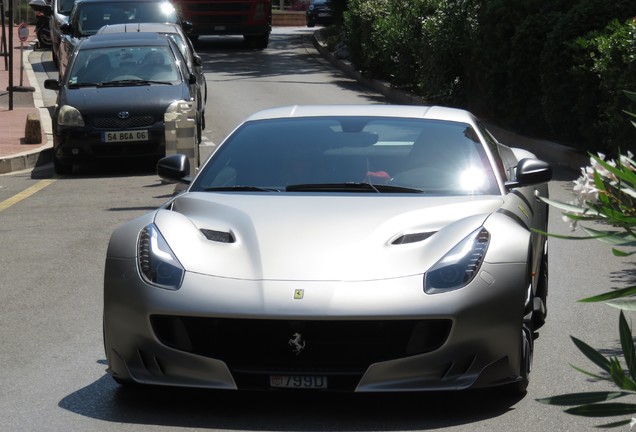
[{"x1": 0, "y1": 23, "x2": 51, "y2": 174}]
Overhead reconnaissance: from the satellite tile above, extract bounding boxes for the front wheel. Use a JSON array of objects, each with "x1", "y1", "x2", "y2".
[
  {"x1": 245, "y1": 33, "x2": 269, "y2": 50},
  {"x1": 53, "y1": 155, "x2": 73, "y2": 175},
  {"x1": 37, "y1": 28, "x2": 52, "y2": 48}
]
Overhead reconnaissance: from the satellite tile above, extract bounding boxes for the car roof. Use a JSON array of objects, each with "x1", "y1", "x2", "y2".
[
  {"x1": 77, "y1": 31, "x2": 172, "y2": 49},
  {"x1": 97, "y1": 22, "x2": 182, "y2": 35},
  {"x1": 243, "y1": 105, "x2": 477, "y2": 125}
]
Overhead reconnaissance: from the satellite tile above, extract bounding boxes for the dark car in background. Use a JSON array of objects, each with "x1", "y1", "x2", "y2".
[
  {"x1": 35, "y1": 0, "x2": 77, "y2": 66},
  {"x1": 44, "y1": 32, "x2": 203, "y2": 175},
  {"x1": 306, "y1": 0, "x2": 333, "y2": 28},
  {"x1": 57, "y1": 0, "x2": 182, "y2": 77},
  {"x1": 96, "y1": 23, "x2": 207, "y2": 109}
]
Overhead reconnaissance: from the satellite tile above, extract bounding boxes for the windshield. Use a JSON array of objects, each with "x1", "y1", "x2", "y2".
[
  {"x1": 190, "y1": 117, "x2": 500, "y2": 195},
  {"x1": 67, "y1": 46, "x2": 180, "y2": 85},
  {"x1": 59, "y1": 0, "x2": 76, "y2": 14},
  {"x1": 77, "y1": 2, "x2": 179, "y2": 35}
]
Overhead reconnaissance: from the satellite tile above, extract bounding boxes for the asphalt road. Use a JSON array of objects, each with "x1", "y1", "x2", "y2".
[{"x1": 0, "y1": 27, "x2": 632, "y2": 431}]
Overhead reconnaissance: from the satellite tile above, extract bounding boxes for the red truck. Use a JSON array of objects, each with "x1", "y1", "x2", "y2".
[{"x1": 172, "y1": 0, "x2": 272, "y2": 48}]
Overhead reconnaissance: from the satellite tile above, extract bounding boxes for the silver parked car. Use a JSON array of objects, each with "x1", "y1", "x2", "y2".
[{"x1": 103, "y1": 104, "x2": 552, "y2": 394}]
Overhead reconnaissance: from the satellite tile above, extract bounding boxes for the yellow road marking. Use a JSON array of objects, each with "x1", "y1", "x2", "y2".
[{"x1": 0, "y1": 179, "x2": 56, "y2": 212}]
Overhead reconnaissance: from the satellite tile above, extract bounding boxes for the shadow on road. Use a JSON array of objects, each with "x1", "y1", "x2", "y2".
[{"x1": 59, "y1": 367, "x2": 523, "y2": 431}]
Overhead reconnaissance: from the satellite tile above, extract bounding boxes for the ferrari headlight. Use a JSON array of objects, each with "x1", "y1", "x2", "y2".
[
  {"x1": 424, "y1": 228, "x2": 490, "y2": 294},
  {"x1": 57, "y1": 105, "x2": 85, "y2": 126},
  {"x1": 138, "y1": 224, "x2": 184, "y2": 290}
]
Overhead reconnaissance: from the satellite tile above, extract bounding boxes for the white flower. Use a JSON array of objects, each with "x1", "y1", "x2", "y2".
[
  {"x1": 562, "y1": 213, "x2": 578, "y2": 231},
  {"x1": 630, "y1": 416, "x2": 636, "y2": 430},
  {"x1": 572, "y1": 169, "x2": 599, "y2": 206}
]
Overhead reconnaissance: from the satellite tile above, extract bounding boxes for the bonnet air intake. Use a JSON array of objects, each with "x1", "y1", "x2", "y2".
[
  {"x1": 200, "y1": 229, "x2": 235, "y2": 243},
  {"x1": 392, "y1": 232, "x2": 436, "y2": 245}
]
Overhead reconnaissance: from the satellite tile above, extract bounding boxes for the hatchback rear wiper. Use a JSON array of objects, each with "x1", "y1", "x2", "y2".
[
  {"x1": 286, "y1": 182, "x2": 425, "y2": 193},
  {"x1": 203, "y1": 186, "x2": 281, "y2": 192}
]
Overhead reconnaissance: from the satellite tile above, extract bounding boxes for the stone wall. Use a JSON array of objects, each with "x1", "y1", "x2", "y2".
[{"x1": 272, "y1": 11, "x2": 306, "y2": 26}]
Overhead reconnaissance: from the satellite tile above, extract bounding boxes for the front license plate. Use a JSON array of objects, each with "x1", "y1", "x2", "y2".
[
  {"x1": 270, "y1": 375, "x2": 327, "y2": 389},
  {"x1": 102, "y1": 130, "x2": 148, "y2": 143},
  {"x1": 318, "y1": 13, "x2": 332, "y2": 17}
]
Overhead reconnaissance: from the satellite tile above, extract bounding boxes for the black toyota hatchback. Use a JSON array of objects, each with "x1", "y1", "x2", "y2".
[{"x1": 45, "y1": 32, "x2": 203, "y2": 175}]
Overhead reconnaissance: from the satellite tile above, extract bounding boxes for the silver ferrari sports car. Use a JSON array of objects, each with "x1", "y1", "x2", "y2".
[{"x1": 104, "y1": 105, "x2": 552, "y2": 394}]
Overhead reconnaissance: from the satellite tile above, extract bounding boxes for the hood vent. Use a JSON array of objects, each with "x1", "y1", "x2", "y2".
[
  {"x1": 200, "y1": 229, "x2": 235, "y2": 244},
  {"x1": 392, "y1": 232, "x2": 435, "y2": 245}
]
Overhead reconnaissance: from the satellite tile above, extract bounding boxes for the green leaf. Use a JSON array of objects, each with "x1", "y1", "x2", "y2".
[
  {"x1": 609, "y1": 357, "x2": 636, "y2": 391},
  {"x1": 536, "y1": 391, "x2": 631, "y2": 406},
  {"x1": 613, "y1": 249, "x2": 636, "y2": 257},
  {"x1": 579, "y1": 286, "x2": 636, "y2": 302},
  {"x1": 570, "y1": 364, "x2": 610, "y2": 380},
  {"x1": 537, "y1": 196, "x2": 600, "y2": 216},
  {"x1": 620, "y1": 311, "x2": 636, "y2": 382},
  {"x1": 606, "y1": 299, "x2": 636, "y2": 311},
  {"x1": 624, "y1": 90, "x2": 636, "y2": 103},
  {"x1": 579, "y1": 227, "x2": 636, "y2": 245},
  {"x1": 591, "y1": 155, "x2": 636, "y2": 186},
  {"x1": 565, "y1": 402, "x2": 636, "y2": 417},
  {"x1": 572, "y1": 336, "x2": 611, "y2": 372}
]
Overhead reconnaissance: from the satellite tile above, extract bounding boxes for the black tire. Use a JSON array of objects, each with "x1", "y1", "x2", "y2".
[
  {"x1": 196, "y1": 114, "x2": 202, "y2": 145},
  {"x1": 307, "y1": 21, "x2": 315, "y2": 28},
  {"x1": 53, "y1": 155, "x2": 73, "y2": 175},
  {"x1": 505, "y1": 267, "x2": 536, "y2": 396},
  {"x1": 533, "y1": 240, "x2": 549, "y2": 329},
  {"x1": 245, "y1": 33, "x2": 269, "y2": 49},
  {"x1": 513, "y1": 318, "x2": 534, "y2": 395},
  {"x1": 37, "y1": 29, "x2": 52, "y2": 48}
]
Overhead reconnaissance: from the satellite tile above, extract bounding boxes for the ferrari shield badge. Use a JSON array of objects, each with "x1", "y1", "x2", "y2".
[{"x1": 294, "y1": 289, "x2": 304, "y2": 299}]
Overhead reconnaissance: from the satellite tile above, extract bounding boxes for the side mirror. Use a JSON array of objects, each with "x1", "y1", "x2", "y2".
[
  {"x1": 181, "y1": 20, "x2": 194, "y2": 34},
  {"x1": 505, "y1": 158, "x2": 552, "y2": 189},
  {"x1": 44, "y1": 78, "x2": 60, "y2": 91},
  {"x1": 188, "y1": 73, "x2": 197, "y2": 85},
  {"x1": 60, "y1": 23, "x2": 72, "y2": 35},
  {"x1": 158, "y1": 154, "x2": 192, "y2": 184}
]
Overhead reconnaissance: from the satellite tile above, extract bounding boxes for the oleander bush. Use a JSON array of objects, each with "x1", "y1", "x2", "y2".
[{"x1": 340, "y1": 0, "x2": 636, "y2": 154}]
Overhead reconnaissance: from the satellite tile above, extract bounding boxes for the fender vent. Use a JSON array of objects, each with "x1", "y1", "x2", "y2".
[
  {"x1": 392, "y1": 232, "x2": 435, "y2": 245},
  {"x1": 200, "y1": 229, "x2": 235, "y2": 243}
]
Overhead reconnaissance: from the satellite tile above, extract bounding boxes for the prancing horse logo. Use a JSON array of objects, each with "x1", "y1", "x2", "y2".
[{"x1": 288, "y1": 332, "x2": 306, "y2": 355}]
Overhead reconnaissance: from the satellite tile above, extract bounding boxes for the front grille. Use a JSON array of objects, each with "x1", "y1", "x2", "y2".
[
  {"x1": 151, "y1": 316, "x2": 452, "y2": 385},
  {"x1": 91, "y1": 142, "x2": 161, "y2": 157},
  {"x1": 92, "y1": 115, "x2": 155, "y2": 129}
]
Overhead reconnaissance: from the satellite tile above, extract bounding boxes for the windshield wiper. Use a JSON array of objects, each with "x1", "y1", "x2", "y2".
[
  {"x1": 286, "y1": 182, "x2": 425, "y2": 193},
  {"x1": 98, "y1": 79, "x2": 173, "y2": 87},
  {"x1": 68, "y1": 82, "x2": 101, "y2": 88},
  {"x1": 203, "y1": 186, "x2": 281, "y2": 192}
]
